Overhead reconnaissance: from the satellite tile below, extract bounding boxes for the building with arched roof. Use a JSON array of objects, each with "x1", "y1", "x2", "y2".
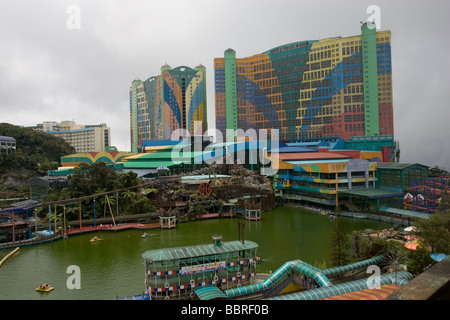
[{"x1": 0, "y1": 136, "x2": 16, "y2": 154}]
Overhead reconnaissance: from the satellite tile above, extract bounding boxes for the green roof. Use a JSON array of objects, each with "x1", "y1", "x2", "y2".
[
  {"x1": 120, "y1": 161, "x2": 178, "y2": 169},
  {"x1": 142, "y1": 240, "x2": 258, "y2": 262},
  {"x1": 377, "y1": 163, "x2": 429, "y2": 170},
  {"x1": 379, "y1": 207, "x2": 431, "y2": 219},
  {"x1": 339, "y1": 188, "x2": 404, "y2": 199},
  {"x1": 125, "y1": 147, "x2": 205, "y2": 163}
]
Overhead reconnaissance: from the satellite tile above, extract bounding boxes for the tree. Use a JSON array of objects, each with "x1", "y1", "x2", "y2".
[
  {"x1": 381, "y1": 240, "x2": 410, "y2": 283},
  {"x1": 429, "y1": 166, "x2": 450, "y2": 178},
  {"x1": 121, "y1": 189, "x2": 136, "y2": 207},
  {"x1": 329, "y1": 214, "x2": 351, "y2": 266},
  {"x1": 141, "y1": 188, "x2": 158, "y2": 196},
  {"x1": 350, "y1": 231, "x2": 370, "y2": 260},
  {"x1": 194, "y1": 204, "x2": 206, "y2": 215},
  {"x1": 406, "y1": 246, "x2": 436, "y2": 276},
  {"x1": 0, "y1": 123, "x2": 75, "y2": 176},
  {"x1": 414, "y1": 211, "x2": 450, "y2": 254},
  {"x1": 129, "y1": 197, "x2": 155, "y2": 215},
  {"x1": 40, "y1": 163, "x2": 144, "y2": 220}
]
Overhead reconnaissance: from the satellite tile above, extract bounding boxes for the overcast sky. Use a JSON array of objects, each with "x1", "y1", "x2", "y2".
[{"x1": 1, "y1": 0, "x2": 449, "y2": 170}]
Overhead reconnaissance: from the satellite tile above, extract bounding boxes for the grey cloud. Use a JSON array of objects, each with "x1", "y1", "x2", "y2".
[{"x1": 0, "y1": 0, "x2": 449, "y2": 169}]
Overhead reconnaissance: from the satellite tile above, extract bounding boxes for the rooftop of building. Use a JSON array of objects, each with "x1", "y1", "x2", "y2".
[
  {"x1": 377, "y1": 163, "x2": 429, "y2": 170},
  {"x1": 142, "y1": 240, "x2": 258, "y2": 262},
  {"x1": 275, "y1": 152, "x2": 350, "y2": 161},
  {"x1": 0, "y1": 136, "x2": 16, "y2": 142},
  {"x1": 339, "y1": 188, "x2": 404, "y2": 199}
]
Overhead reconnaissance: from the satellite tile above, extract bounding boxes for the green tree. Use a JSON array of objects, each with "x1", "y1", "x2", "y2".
[
  {"x1": 429, "y1": 166, "x2": 450, "y2": 178},
  {"x1": 141, "y1": 188, "x2": 158, "y2": 196},
  {"x1": 65, "y1": 204, "x2": 80, "y2": 222},
  {"x1": 121, "y1": 189, "x2": 136, "y2": 207},
  {"x1": 129, "y1": 197, "x2": 155, "y2": 215},
  {"x1": 40, "y1": 162, "x2": 143, "y2": 220},
  {"x1": 414, "y1": 212, "x2": 450, "y2": 254},
  {"x1": 0, "y1": 123, "x2": 75, "y2": 176},
  {"x1": 329, "y1": 214, "x2": 351, "y2": 266},
  {"x1": 194, "y1": 204, "x2": 206, "y2": 215},
  {"x1": 406, "y1": 246, "x2": 437, "y2": 276},
  {"x1": 381, "y1": 240, "x2": 409, "y2": 283},
  {"x1": 350, "y1": 230, "x2": 372, "y2": 260}
]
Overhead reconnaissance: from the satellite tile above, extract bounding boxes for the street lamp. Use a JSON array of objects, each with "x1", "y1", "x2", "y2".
[{"x1": 55, "y1": 204, "x2": 67, "y2": 238}]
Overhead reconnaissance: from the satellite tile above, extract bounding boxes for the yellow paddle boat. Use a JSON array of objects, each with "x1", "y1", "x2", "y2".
[
  {"x1": 36, "y1": 283, "x2": 54, "y2": 292},
  {"x1": 90, "y1": 236, "x2": 101, "y2": 242}
]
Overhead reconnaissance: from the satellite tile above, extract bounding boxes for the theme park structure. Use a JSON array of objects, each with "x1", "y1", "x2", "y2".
[{"x1": 403, "y1": 176, "x2": 449, "y2": 213}]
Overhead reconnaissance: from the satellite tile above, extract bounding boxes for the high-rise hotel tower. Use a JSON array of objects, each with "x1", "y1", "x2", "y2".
[
  {"x1": 130, "y1": 65, "x2": 207, "y2": 153},
  {"x1": 214, "y1": 23, "x2": 392, "y2": 141}
]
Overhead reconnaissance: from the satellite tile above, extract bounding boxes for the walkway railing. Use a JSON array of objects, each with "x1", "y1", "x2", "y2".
[{"x1": 0, "y1": 233, "x2": 63, "y2": 251}]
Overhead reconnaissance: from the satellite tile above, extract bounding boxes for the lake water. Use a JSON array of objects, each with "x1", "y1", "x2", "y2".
[{"x1": 0, "y1": 206, "x2": 390, "y2": 300}]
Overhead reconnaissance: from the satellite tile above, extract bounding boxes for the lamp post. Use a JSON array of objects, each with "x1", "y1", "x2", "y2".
[
  {"x1": 93, "y1": 198, "x2": 96, "y2": 228},
  {"x1": 12, "y1": 210, "x2": 15, "y2": 244},
  {"x1": 48, "y1": 204, "x2": 51, "y2": 234},
  {"x1": 55, "y1": 204, "x2": 66, "y2": 237},
  {"x1": 54, "y1": 205, "x2": 57, "y2": 235},
  {"x1": 63, "y1": 205, "x2": 67, "y2": 238},
  {"x1": 34, "y1": 208, "x2": 38, "y2": 238}
]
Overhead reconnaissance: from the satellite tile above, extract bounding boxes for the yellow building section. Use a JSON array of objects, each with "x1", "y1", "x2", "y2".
[
  {"x1": 279, "y1": 282, "x2": 305, "y2": 295},
  {"x1": 185, "y1": 70, "x2": 205, "y2": 136},
  {"x1": 235, "y1": 53, "x2": 272, "y2": 82},
  {"x1": 298, "y1": 35, "x2": 363, "y2": 139},
  {"x1": 270, "y1": 157, "x2": 294, "y2": 171},
  {"x1": 299, "y1": 161, "x2": 348, "y2": 173},
  {"x1": 297, "y1": 30, "x2": 392, "y2": 140},
  {"x1": 234, "y1": 53, "x2": 288, "y2": 137},
  {"x1": 190, "y1": 102, "x2": 204, "y2": 136},
  {"x1": 61, "y1": 151, "x2": 135, "y2": 167},
  {"x1": 143, "y1": 145, "x2": 174, "y2": 153},
  {"x1": 360, "y1": 151, "x2": 383, "y2": 161}
]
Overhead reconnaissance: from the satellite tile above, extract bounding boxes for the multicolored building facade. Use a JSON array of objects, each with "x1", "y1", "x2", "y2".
[
  {"x1": 130, "y1": 65, "x2": 207, "y2": 153},
  {"x1": 60, "y1": 150, "x2": 134, "y2": 168},
  {"x1": 275, "y1": 157, "x2": 379, "y2": 208},
  {"x1": 214, "y1": 23, "x2": 393, "y2": 141}
]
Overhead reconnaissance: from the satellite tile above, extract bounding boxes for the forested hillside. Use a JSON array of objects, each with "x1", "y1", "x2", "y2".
[{"x1": 0, "y1": 123, "x2": 75, "y2": 180}]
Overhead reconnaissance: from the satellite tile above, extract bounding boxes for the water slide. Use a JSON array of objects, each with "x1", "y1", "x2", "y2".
[
  {"x1": 224, "y1": 255, "x2": 385, "y2": 298},
  {"x1": 322, "y1": 255, "x2": 384, "y2": 277},
  {"x1": 266, "y1": 271, "x2": 412, "y2": 300},
  {"x1": 120, "y1": 255, "x2": 401, "y2": 300}
]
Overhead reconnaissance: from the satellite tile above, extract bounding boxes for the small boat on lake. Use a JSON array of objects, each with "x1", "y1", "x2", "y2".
[
  {"x1": 36, "y1": 283, "x2": 54, "y2": 292},
  {"x1": 90, "y1": 236, "x2": 101, "y2": 242}
]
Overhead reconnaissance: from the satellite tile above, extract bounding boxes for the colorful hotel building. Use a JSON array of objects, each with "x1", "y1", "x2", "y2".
[
  {"x1": 130, "y1": 65, "x2": 207, "y2": 153},
  {"x1": 214, "y1": 23, "x2": 393, "y2": 141}
]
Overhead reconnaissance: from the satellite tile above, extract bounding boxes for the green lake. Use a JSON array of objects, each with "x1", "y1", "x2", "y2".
[{"x1": 0, "y1": 206, "x2": 391, "y2": 300}]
